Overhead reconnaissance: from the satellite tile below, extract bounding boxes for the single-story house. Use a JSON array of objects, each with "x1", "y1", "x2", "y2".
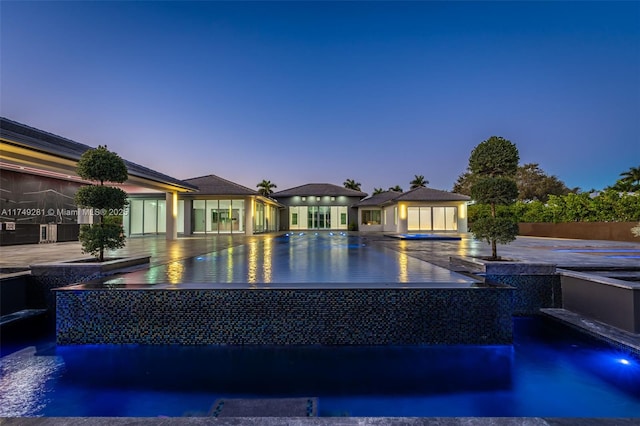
[
  {"x1": 1, "y1": 117, "x2": 470, "y2": 244},
  {"x1": 272, "y1": 183, "x2": 367, "y2": 231},
  {"x1": 1, "y1": 118, "x2": 283, "y2": 244},
  {"x1": 125, "y1": 174, "x2": 282, "y2": 237},
  {"x1": 354, "y1": 187, "x2": 470, "y2": 233}
]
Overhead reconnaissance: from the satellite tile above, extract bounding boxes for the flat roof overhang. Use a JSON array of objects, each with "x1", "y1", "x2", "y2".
[{"x1": 1, "y1": 139, "x2": 197, "y2": 194}]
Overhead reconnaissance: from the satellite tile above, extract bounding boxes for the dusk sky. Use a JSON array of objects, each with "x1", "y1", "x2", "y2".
[{"x1": 2, "y1": 1, "x2": 638, "y2": 195}]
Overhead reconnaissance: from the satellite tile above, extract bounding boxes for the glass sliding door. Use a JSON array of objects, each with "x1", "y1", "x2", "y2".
[
  {"x1": 129, "y1": 199, "x2": 143, "y2": 234},
  {"x1": 445, "y1": 207, "x2": 458, "y2": 231},
  {"x1": 318, "y1": 206, "x2": 330, "y2": 229},
  {"x1": 307, "y1": 206, "x2": 317, "y2": 229},
  {"x1": 208, "y1": 200, "x2": 219, "y2": 233},
  {"x1": 232, "y1": 199, "x2": 244, "y2": 233},
  {"x1": 407, "y1": 207, "x2": 420, "y2": 231},
  {"x1": 305, "y1": 206, "x2": 333, "y2": 229},
  {"x1": 419, "y1": 207, "x2": 432, "y2": 231},
  {"x1": 143, "y1": 200, "x2": 158, "y2": 233},
  {"x1": 193, "y1": 200, "x2": 206, "y2": 233},
  {"x1": 156, "y1": 200, "x2": 166, "y2": 233},
  {"x1": 217, "y1": 200, "x2": 230, "y2": 233}
]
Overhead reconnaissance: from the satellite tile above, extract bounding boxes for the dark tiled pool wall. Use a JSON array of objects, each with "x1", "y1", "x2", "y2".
[
  {"x1": 56, "y1": 287, "x2": 514, "y2": 345},
  {"x1": 485, "y1": 274, "x2": 562, "y2": 315},
  {"x1": 31, "y1": 272, "x2": 104, "y2": 314}
]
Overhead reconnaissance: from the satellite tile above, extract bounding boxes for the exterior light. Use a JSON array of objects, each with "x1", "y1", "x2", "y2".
[{"x1": 399, "y1": 204, "x2": 407, "y2": 220}]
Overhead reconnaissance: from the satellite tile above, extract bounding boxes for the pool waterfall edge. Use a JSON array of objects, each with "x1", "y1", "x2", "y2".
[{"x1": 54, "y1": 283, "x2": 515, "y2": 345}]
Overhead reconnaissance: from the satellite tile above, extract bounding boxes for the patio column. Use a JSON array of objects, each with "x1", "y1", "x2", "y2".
[
  {"x1": 244, "y1": 196, "x2": 254, "y2": 235},
  {"x1": 165, "y1": 191, "x2": 178, "y2": 240},
  {"x1": 397, "y1": 203, "x2": 408, "y2": 234}
]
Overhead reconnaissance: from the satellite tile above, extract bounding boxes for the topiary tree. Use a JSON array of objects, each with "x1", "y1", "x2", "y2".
[
  {"x1": 75, "y1": 145, "x2": 128, "y2": 261},
  {"x1": 468, "y1": 136, "x2": 520, "y2": 260}
]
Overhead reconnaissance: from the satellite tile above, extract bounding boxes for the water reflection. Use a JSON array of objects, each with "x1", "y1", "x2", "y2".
[
  {"x1": 398, "y1": 252, "x2": 409, "y2": 283},
  {"x1": 247, "y1": 240, "x2": 258, "y2": 284},
  {"x1": 166, "y1": 261, "x2": 184, "y2": 284},
  {"x1": 102, "y1": 234, "x2": 476, "y2": 285},
  {"x1": 263, "y1": 237, "x2": 272, "y2": 283}
]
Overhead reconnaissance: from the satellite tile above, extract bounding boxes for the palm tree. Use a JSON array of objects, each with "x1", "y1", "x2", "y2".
[
  {"x1": 619, "y1": 166, "x2": 640, "y2": 191},
  {"x1": 373, "y1": 187, "x2": 385, "y2": 195},
  {"x1": 388, "y1": 185, "x2": 403, "y2": 192},
  {"x1": 256, "y1": 179, "x2": 277, "y2": 196},
  {"x1": 343, "y1": 179, "x2": 362, "y2": 191},
  {"x1": 409, "y1": 174, "x2": 429, "y2": 189}
]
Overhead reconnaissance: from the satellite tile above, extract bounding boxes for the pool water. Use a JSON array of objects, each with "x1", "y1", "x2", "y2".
[
  {"x1": 102, "y1": 233, "x2": 476, "y2": 285},
  {"x1": 1, "y1": 317, "x2": 639, "y2": 417}
]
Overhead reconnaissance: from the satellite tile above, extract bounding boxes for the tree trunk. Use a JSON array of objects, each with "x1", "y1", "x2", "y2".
[
  {"x1": 99, "y1": 214, "x2": 104, "y2": 262},
  {"x1": 490, "y1": 202, "x2": 498, "y2": 259}
]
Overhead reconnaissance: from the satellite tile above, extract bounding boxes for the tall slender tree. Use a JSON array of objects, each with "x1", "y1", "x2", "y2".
[
  {"x1": 373, "y1": 188, "x2": 385, "y2": 195},
  {"x1": 343, "y1": 179, "x2": 362, "y2": 191},
  {"x1": 257, "y1": 179, "x2": 277, "y2": 196},
  {"x1": 388, "y1": 185, "x2": 403, "y2": 192},
  {"x1": 409, "y1": 175, "x2": 429, "y2": 189}
]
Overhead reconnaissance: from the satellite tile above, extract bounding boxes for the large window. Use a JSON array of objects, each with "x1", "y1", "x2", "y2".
[
  {"x1": 361, "y1": 209, "x2": 382, "y2": 225},
  {"x1": 254, "y1": 201, "x2": 277, "y2": 233},
  {"x1": 193, "y1": 199, "x2": 245, "y2": 234},
  {"x1": 289, "y1": 205, "x2": 347, "y2": 230},
  {"x1": 407, "y1": 206, "x2": 458, "y2": 231},
  {"x1": 127, "y1": 198, "x2": 167, "y2": 234},
  {"x1": 129, "y1": 199, "x2": 143, "y2": 234}
]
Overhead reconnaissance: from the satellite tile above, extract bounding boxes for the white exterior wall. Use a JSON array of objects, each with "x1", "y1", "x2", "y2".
[
  {"x1": 382, "y1": 206, "x2": 396, "y2": 233},
  {"x1": 360, "y1": 201, "x2": 469, "y2": 234}
]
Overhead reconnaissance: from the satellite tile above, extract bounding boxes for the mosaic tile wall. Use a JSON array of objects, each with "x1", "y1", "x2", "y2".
[
  {"x1": 485, "y1": 274, "x2": 562, "y2": 316},
  {"x1": 56, "y1": 287, "x2": 514, "y2": 345},
  {"x1": 30, "y1": 272, "x2": 104, "y2": 314}
]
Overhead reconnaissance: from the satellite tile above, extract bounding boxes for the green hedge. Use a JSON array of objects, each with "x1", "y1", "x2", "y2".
[{"x1": 469, "y1": 190, "x2": 640, "y2": 225}]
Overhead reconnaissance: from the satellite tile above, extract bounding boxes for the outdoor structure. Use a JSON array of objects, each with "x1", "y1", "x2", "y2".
[
  {"x1": 0, "y1": 117, "x2": 197, "y2": 245},
  {"x1": 355, "y1": 187, "x2": 470, "y2": 233},
  {"x1": 125, "y1": 174, "x2": 282, "y2": 236},
  {"x1": 273, "y1": 183, "x2": 367, "y2": 231}
]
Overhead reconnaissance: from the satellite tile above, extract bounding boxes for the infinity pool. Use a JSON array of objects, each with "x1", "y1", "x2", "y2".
[{"x1": 100, "y1": 233, "x2": 477, "y2": 286}]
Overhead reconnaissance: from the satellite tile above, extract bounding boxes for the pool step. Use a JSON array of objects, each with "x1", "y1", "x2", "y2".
[{"x1": 209, "y1": 397, "x2": 317, "y2": 417}]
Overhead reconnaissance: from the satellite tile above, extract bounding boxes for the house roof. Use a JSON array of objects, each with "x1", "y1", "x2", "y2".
[
  {"x1": 389, "y1": 186, "x2": 471, "y2": 203},
  {"x1": 0, "y1": 117, "x2": 198, "y2": 192},
  {"x1": 272, "y1": 183, "x2": 367, "y2": 198},
  {"x1": 354, "y1": 191, "x2": 401, "y2": 207},
  {"x1": 356, "y1": 187, "x2": 470, "y2": 207},
  {"x1": 183, "y1": 174, "x2": 259, "y2": 196}
]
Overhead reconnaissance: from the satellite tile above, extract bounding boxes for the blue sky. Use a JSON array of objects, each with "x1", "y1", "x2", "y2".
[{"x1": 2, "y1": 1, "x2": 639, "y2": 194}]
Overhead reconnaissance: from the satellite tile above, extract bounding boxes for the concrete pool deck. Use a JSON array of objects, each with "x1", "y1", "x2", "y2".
[{"x1": 1, "y1": 232, "x2": 640, "y2": 272}]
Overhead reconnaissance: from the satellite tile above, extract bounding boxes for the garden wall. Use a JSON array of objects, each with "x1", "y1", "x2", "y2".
[{"x1": 519, "y1": 222, "x2": 638, "y2": 242}]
